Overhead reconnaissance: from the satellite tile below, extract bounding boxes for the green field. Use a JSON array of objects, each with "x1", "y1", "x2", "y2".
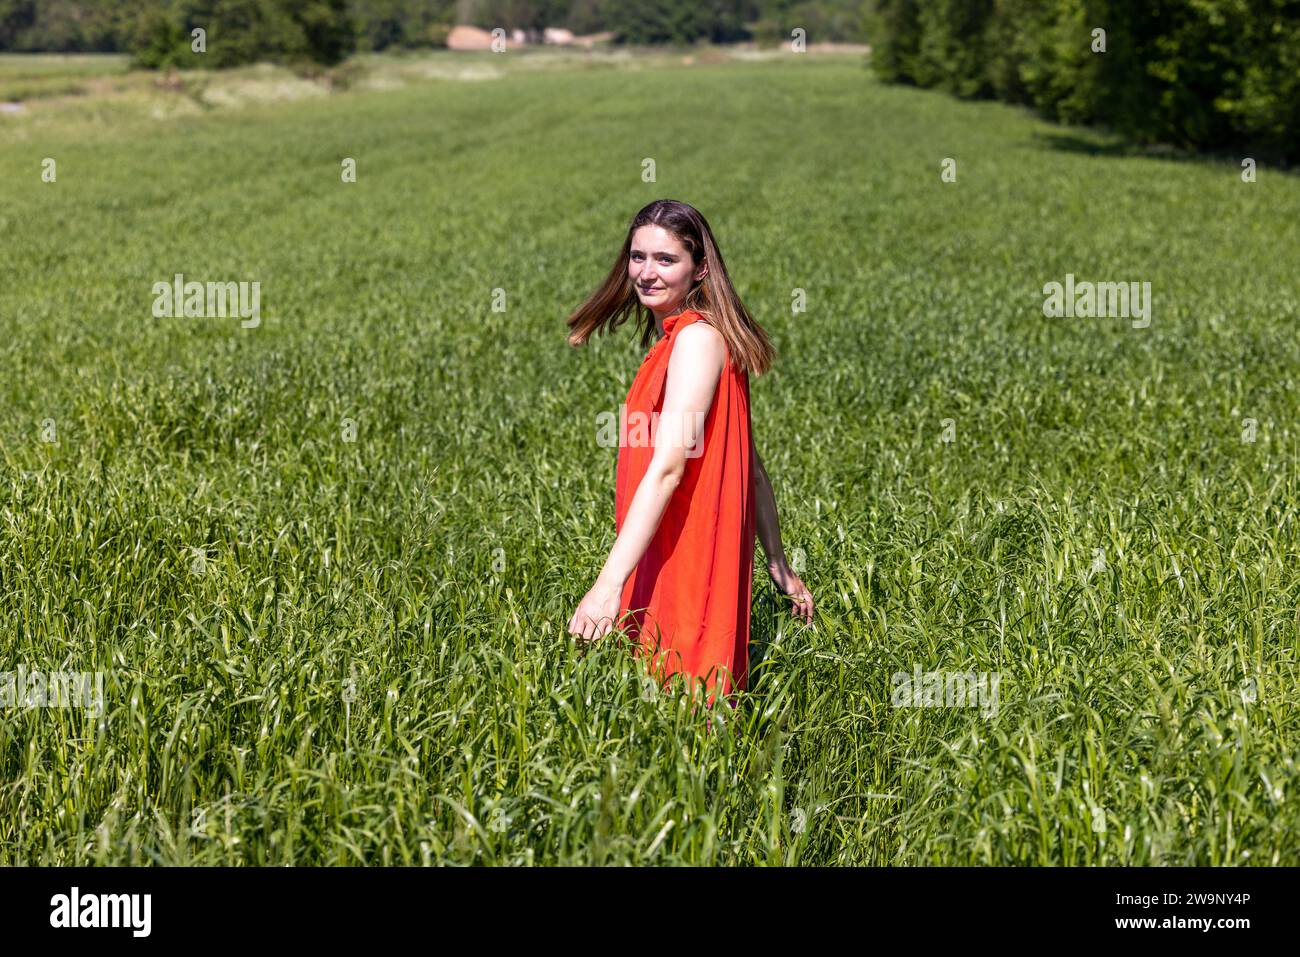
[{"x1": 1, "y1": 49, "x2": 1297, "y2": 865}]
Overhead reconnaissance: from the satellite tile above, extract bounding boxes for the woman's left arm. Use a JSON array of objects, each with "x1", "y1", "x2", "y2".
[
  {"x1": 752, "y1": 443, "x2": 815, "y2": 626},
  {"x1": 567, "y1": 324, "x2": 726, "y2": 641}
]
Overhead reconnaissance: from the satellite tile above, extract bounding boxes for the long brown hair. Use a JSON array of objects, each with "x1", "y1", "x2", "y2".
[{"x1": 565, "y1": 199, "x2": 776, "y2": 377}]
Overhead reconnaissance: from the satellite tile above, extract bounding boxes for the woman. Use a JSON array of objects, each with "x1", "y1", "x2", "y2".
[{"x1": 565, "y1": 199, "x2": 814, "y2": 707}]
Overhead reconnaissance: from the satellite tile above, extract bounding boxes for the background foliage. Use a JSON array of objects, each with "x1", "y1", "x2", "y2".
[
  {"x1": 0, "y1": 0, "x2": 870, "y2": 63},
  {"x1": 868, "y1": 0, "x2": 1300, "y2": 161}
]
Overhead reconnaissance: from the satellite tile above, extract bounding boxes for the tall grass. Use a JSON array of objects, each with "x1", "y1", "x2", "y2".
[{"x1": 0, "y1": 50, "x2": 1296, "y2": 864}]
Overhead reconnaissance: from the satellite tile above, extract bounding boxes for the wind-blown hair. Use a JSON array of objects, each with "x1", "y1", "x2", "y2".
[{"x1": 565, "y1": 199, "x2": 775, "y2": 377}]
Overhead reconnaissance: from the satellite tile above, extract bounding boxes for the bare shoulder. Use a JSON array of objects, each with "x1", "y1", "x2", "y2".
[
  {"x1": 665, "y1": 322, "x2": 727, "y2": 394},
  {"x1": 673, "y1": 320, "x2": 726, "y2": 357}
]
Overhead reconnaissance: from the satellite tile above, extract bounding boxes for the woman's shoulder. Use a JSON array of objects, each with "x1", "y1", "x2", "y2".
[
  {"x1": 675, "y1": 313, "x2": 723, "y2": 342},
  {"x1": 680, "y1": 310, "x2": 723, "y2": 335},
  {"x1": 672, "y1": 314, "x2": 731, "y2": 368}
]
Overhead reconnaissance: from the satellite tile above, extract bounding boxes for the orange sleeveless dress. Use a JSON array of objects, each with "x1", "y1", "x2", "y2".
[{"x1": 615, "y1": 309, "x2": 757, "y2": 704}]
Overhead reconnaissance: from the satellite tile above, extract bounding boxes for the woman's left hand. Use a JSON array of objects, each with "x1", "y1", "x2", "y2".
[
  {"x1": 768, "y1": 559, "x2": 815, "y2": 627},
  {"x1": 567, "y1": 578, "x2": 624, "y2": 642}
]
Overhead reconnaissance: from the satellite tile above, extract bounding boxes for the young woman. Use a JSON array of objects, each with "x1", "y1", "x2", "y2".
[{"x1": 564, "y1": 199, "x2": 814, "y2": 707}]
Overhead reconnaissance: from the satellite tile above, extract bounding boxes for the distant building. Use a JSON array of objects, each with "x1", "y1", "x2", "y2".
[
  {"x1": 446, "y1": 25, "x2": 614, "y2": 50},
  {"x1": 446, "y1": 25, "x2": 494, "y2": 50}
]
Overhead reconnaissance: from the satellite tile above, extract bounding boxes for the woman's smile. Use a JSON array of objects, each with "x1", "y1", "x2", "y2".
[{"x1": 626, "y1": 224, "x2": 710, "y2": 320}]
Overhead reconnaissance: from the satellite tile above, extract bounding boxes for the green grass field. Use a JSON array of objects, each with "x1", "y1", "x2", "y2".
[{"x1": 1, "y1": 48, "x2": 1297, "y2": 865}]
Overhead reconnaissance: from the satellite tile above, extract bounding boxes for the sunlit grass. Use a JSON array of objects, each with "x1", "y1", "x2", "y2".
[{"x1": 0, "y1": 50, "x2": 1297, "y2": 865}]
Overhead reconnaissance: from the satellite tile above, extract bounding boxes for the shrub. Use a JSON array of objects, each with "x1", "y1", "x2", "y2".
[{"x1": 129, "y1": 0, "x2": 356, "y2": 71}]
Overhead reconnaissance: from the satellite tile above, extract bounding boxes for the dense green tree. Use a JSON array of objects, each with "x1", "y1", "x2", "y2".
[
  {"x1": 131, "y1": 0, "x2": 355, "y2": 69},
  {"x1": 0, "y1": 0, "x2": 150, "y2": 52},
  {"x1": 866, "y1": 0, "x2": 921, "y2": 83},
  {"x1": 868, "y1": 0, "x2": 1300, "y2": 161},
  {"x1": 0, "y1": 0, "x2": 36, "y2": 51},
  {"x1": 351, "y1": 0, "x2": 457, "y2": 51}
]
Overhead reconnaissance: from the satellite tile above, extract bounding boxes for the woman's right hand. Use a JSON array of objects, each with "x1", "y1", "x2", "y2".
[{"x1": 768, "y1": 560, "x2": 814, "y2": 626}]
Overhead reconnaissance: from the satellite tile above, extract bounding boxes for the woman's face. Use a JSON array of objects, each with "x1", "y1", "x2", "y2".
[{"x1": 628, "y1": 225, "x2": 706, "y2": 320}]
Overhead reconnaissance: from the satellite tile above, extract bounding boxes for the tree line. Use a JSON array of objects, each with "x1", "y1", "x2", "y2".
[{"x1": 0, "y1": 0, "x2": 869, "y2": 65}]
